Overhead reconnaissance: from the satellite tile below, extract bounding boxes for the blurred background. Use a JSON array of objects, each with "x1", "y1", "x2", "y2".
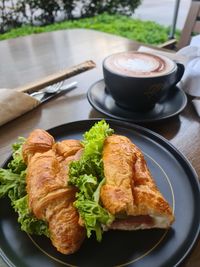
[
  {"x1": 0, "y1": 0, "x2": 193, "y2": 45},
  {"x1": 133, "y1": 0, "x2": 191, "y2": 29}
]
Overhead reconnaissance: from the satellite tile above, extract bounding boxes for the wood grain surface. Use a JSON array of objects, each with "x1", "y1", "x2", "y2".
[
  {"x1": 0, "y1": 29, "x2": 199, "y2": 267},
  {"x1": 15, "y1": 60, "x2": 96, "y2": 93}
]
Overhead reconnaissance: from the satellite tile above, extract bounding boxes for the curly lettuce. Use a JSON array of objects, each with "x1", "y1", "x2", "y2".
[
  {"x1": 13, "y1": 195, "x2": 49, "y2": 236},
  {"x1": 0, "y1": 137, "x2": 49, "y2": 237},
  {"x1": 69, "y1": 120, "x2": 114, "y2": 241}
]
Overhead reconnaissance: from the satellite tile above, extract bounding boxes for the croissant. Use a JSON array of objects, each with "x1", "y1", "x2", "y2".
[
  {"x1": 101, "y1": 134, "x2": 175, "y2": 230},
  {"x1": 22, "y1": 129, "x2": 55, "y2": 164},
  {"x1": 22, "y1": 129, "x2": 86, "y2": 254},
  {"x1": 22, "y1": 128, "x2": 174, "y2": 253}
]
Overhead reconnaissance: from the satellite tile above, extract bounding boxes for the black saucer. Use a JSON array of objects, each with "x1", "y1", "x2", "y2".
[{"x1": 87, "y1": 79, "x2": 187, "y2": 123}]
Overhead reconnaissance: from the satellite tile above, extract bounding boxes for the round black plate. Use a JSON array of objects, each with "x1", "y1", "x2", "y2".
[
  {"x1": 0, "y1": 119, "x2": 200, "y2": 267},
  {"x1": 87, "y1": 80, "x2": 187, "y2": 123}
]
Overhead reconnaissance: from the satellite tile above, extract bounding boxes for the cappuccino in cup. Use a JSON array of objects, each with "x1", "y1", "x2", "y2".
[
  {"x1": 103, "y1": 51, "x2": 184, "y2": 112},
  {"x1": 104, "y1": 51, "x2": 176, "y2": 78}
]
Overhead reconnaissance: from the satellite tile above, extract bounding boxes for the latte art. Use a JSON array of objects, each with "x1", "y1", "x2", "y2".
[{"x1": 104, "y1": 52, "x2": 175, "y2": 77}]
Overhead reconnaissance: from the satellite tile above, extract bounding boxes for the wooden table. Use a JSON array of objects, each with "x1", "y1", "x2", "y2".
[{"x1": 0, "y1": 29, "x2": 199, "y2": 267}]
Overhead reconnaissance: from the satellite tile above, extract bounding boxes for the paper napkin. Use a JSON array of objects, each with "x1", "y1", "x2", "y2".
[
  {"x1": 176, "y1": 46, "x2": 200, "y2": 97},
  {"x1": 0, "y1": 89, "x2": 40, "y2": 126}
]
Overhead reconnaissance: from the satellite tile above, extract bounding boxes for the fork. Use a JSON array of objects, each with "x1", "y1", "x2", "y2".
[
  {"x1": 30, "y1": 81, "x2": 64, "y2": 97},
  {"x1": 30, "y1": 81, "x2": 78, "y2": 97}
]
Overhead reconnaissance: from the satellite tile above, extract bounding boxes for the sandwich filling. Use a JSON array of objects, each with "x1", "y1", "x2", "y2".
[
  {"x1": 69, "y1": 120, "x2": 115, "y2": 241},
  {"x1": 69, "y1": 121, "x2": 174, "y2": 240}
]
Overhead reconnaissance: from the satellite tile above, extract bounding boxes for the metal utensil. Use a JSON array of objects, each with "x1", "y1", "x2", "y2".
[
  {"x1": 15, "y1": 60, "x2": 95, "y2": 94},
  {"x1": 30, "y1": 81, "x2": 78, "y2": 102},
  {"x1": 30, "y1": 81, "x2": 64, "y2": 97}
]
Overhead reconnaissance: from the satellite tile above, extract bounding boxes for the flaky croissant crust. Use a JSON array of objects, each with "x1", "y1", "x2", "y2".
[
  {"x1": 101, "y1": 134, "x2": 175, "y2": 229},
  {"x1": 22, "y1": 129, "x2": 85, "y2": 254},
  {"x1": 22, "y1": 129, "x2": 175, "y2": 254}
]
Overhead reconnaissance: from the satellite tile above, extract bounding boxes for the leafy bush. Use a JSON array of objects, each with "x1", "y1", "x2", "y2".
[
  {"x1": 79, "y1": 0, "x2": 141, "y2": 17},
  {"x1": 0, "y1": 0, "x2": 141, "y2": 33},
  {"x1": 0, "y1": 13, "x2": 178, "y2": 45},
  {"x1": 27, "y1": 0, "x2": 60, "y2": 25}
]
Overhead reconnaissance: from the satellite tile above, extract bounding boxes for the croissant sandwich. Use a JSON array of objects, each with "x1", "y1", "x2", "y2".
[{"x1": 0, "y1": 120, "x2": 174, "y2": 255}]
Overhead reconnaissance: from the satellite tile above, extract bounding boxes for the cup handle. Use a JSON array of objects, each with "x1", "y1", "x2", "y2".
[
  {"x1": 175, "y1": 63, "x2": 185, "y2": 83},
  {"x1": 169, "y1": 63, "x2": 185, "y2": 90},
  {"x1": 160, "y1": 63, "x2": 185, "y2": 103}
]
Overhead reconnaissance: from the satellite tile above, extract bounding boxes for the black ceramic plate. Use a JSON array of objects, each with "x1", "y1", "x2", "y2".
[
  {"x1": 87, "y1": 80, "x2": 188, "y2": 123},
  {"x1": 0, "y1": 119, "x2": 200, "y2": 267}
]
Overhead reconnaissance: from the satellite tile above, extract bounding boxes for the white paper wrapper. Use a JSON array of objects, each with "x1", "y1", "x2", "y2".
[
  {"x1": 190, "y1": 34, "x2": 200, "y2": 47},
  {"x1": 176, "y1": 46, "x2": 200, "y2": 117},
  {"x1": 192, "y1": 99, "x2": 200, "y2": 117},
  {"x1": 0, "y1": 89, "x2": 40, "y2": 126},
  {"x1": 177, "y1": 46, "x2": 200, "y2": 97}
]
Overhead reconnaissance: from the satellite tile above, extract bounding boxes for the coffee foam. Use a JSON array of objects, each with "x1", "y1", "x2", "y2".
[{"x1": 104, "y1": 52, "x2": 175, "y2": 77}]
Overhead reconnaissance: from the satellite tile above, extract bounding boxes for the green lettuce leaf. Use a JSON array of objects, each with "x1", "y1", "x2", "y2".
[
  {"x1": 0, "y1": 137, "x2": 49, "y2": 237},
  {"x1": 13, "y1": 195, "x2": 49, "y2": 237},
  {"x1": 0, "y1": 168, "x2": 26, "y2": 201},
  {"x1": 8, "y1": 137, "x2": 27, "y2": 174},
  {"x1": 0, "y1": 137, "x2": 27, "y2": 201},
  {"x1": 69, "y1": 120, "x2": 115, "y2": 241}
]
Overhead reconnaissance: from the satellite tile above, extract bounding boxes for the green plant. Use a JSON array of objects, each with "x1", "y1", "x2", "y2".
[
  {"x1": 0, "y1": 0, "x2": 24, "y2": 32},
  {"x1": 0, "y1": 13, "x2": 179, "y2": 45},
  {"x1": 80, "y1": 0, "x2": 141, "y2": 17},
  {"x1": 62, "y1": 0, "x2": 77, "y2": 19},
  {"x1": 0, "y1": 0, "x2": 142, "y2": 33}
]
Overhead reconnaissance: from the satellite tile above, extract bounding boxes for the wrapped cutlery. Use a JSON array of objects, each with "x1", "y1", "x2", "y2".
[{"x1": 0, "y1": 60, "x2": 96, "y2": 126}]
